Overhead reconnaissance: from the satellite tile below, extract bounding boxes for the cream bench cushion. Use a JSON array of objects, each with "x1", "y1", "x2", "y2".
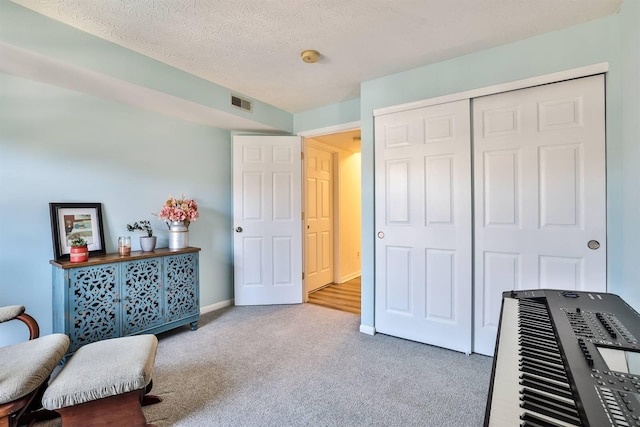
[
  {"x1": 0, "y1": 305, "x2": 25, "y2": 323},
  {"x1": 0, "y1": 333, "x2": 69, "y2": 404},
  {"x1": 42, "y1": 334, "x2": 158, "y2": 410}
]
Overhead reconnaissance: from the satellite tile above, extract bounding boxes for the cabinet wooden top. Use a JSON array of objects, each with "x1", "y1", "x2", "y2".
[{"x1": 50, "y1": 246, "x2": 201, "y2": 269}]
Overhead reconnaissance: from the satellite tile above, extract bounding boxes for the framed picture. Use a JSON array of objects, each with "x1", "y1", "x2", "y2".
[{"x1": 49, "y1": 202, "x2": 106, "y2": 261}]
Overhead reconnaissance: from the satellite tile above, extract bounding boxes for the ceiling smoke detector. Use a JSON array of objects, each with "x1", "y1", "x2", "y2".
[{"x1": 301, "y1": 50, "x2": 320, "y2": 63}]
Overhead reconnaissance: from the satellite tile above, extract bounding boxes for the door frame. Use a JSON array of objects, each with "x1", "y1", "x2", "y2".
[{"x1": 298, "y1": 122, "x2": 361, "y2": 301}]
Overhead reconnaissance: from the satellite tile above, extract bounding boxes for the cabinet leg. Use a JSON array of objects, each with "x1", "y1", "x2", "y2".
[{"x1": 190, "y1": 321, "x2": 198, "y2": 331}]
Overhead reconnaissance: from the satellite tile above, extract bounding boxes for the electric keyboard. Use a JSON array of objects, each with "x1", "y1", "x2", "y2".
[{"x1": 484, "y1": 289, "x2": 640, "y2": 427}]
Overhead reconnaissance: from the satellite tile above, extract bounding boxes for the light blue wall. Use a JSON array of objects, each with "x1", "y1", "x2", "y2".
[
  {"x1": 2, "y1": 0, "x2": 638, "y2": 346},
  {"x1": 0, "y1": 1, "x2": 293, "y2": 133},
  {"x1": 355, "y1": 4, "x2": 637, "y2": 329},
  {"x1": 293, "y1": 98, "x2": 361, "y2": 133},
  {"x1": 620, "y1": 0, "x2": 640, "y2": 310},
  {"x1": 0, "y1": 3, "x2": 292, "y2": 345},
  {"x1": 0, "y1": 71, "x2": 235, "y2": 345},
  {"x1": 293, "y1": 4, "x2": 638, "y2": 331}
]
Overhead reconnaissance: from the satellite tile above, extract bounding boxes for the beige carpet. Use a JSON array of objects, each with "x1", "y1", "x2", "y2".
[{"x1": 36, "y1": 303, "x2": 492, "y2": 426}]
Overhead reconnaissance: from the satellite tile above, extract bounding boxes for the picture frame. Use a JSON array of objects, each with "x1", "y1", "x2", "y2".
[{"x1": 49, "y1": 202, "x2": 106, "y2": 261}]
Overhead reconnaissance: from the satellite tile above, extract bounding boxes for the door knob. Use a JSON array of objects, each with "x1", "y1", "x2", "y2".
[
  {"x1": 377, "y1": 231, "x2": 385, "y2": 239},
  {"x1": 235, "y1": 227, "x2": 243, "y2": 233},
  {"x1": 587, "y1": 240, "x2": 600, "y2": 250}
]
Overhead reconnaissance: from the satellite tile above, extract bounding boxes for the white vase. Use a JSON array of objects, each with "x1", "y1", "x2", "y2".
[
  {"x1": 167, "y1": 221, "x2": 189, "y2": 249},
  {"x1": 140, "y1": 236, "x2": 157, "y2": 252}
]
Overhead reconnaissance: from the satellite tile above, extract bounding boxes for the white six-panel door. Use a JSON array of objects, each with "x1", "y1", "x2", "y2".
[
  {"x1": 233, "y1": 135, "x2": 303, "y2": 305},
  {"x1": 305, "y1": 145, "x2": 334, "y2": 292},
  {"x1": 374, "y1": 99, "x2": 473, "y2": 354},
  {"x1": 473, "y1": 75, "x2": 606, "y2": 355}
]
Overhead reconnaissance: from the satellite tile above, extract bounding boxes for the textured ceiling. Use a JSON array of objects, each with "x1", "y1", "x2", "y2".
[{"x1": 12, "y1": 0, "x2": 622, "y2": 114}]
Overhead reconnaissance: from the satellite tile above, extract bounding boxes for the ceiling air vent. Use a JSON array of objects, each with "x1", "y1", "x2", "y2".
[{"x1": 230, "y1": 94, "x2": 253, "y2": 112}]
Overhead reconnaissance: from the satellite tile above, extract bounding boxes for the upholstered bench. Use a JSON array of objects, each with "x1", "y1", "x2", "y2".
[
  {"x1": 0, "y1": 332, "x2": 69, "y2": 427},
  {"x1": 42, "y1": 334, "x2": 160, "y2": 427}
]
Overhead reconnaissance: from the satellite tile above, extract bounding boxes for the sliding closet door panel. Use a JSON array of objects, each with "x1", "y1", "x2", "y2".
[
  {"x1": 375, "y1": 99, "x2": 472, "y2": 354},
  {"x1": 473, "y1": 75, "x2": 606, "y2": 356}
]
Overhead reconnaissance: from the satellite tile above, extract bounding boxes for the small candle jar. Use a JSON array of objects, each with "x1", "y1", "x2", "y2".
[{"x1": 118, "y1": 236, "x2": 131, "y2": 256}]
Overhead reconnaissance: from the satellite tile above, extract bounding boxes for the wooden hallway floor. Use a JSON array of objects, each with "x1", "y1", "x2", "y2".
[{"x1": 307, "y1": 277, "x2": 361, "y2": 315}]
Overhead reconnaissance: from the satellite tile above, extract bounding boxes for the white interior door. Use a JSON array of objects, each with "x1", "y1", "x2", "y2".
[
  {"x1": 374, "y1": 99, "x2": 473, "y2": 354},
  {"x1": 233, "y1": 135, "x2": 303, "y2": 305},
  {"x1": 305, "y1": 144, "x2": 334, "y2": 292},
  {"x1": 473, "y1": 75, "x2": 607, "y2": 355}
]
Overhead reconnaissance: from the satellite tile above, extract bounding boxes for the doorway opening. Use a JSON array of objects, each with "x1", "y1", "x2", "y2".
[
  {"x1": 303, "y1": 129, "x2": 362, "y2": 314},
  {"x1": 308, "y1": 276, "x2": 361, "y2": 314}
]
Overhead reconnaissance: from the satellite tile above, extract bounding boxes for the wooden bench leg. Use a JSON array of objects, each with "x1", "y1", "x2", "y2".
[
  {"x1": 141, "y1": 379, "x2": 162, "y2": 407},
  {"x1": 141, "y1": 395, "x2": 162, "y2": 406},
  {"x1": 54, "y1": 389, "x2": 154, "y2": 427},
  {"x1": 0, "y1": 386, "x2": 41, "y2": 427}
]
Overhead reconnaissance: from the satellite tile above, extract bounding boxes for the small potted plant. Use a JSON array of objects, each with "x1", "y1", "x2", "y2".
[
  {"x1": 69, "y1": 237, "x2": 89, "y2": 263},
  {"x1": 126, "y1": 220, "x2": 156, "y2": 252}
]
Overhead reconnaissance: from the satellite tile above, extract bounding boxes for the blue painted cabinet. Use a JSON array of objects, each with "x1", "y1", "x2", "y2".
[{"x1": 51, "y1": 247, "x2": 200, "y2": 353}]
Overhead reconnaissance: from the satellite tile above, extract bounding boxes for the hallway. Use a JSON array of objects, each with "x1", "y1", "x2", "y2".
[{"x1": 307, "y1": 277, "x2": 361, "y2": 315}]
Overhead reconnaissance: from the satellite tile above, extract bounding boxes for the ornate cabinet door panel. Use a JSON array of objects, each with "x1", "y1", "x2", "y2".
[
  {"x1": 121, "y1": 257, "x2": 163, "y2": 335},
  {"x1": 68, "y1": 263, "x2": 120, "y2": 352},
  {"x1": 164, "y1": 253, "x2": 199, "y2": 322}
]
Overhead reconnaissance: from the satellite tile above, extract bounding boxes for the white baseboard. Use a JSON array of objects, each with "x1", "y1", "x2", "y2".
[
  {"x1": 359, "y1": 324, "x2": 375, "y2": 335},
  {"x1": 200, "y1": 299, "x2": 234, "y2": 314},
  {"x1": 339, "y1": 271, "x2": 361, "y2": 283}
]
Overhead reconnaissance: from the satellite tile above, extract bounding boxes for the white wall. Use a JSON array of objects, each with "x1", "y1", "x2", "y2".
[{"x1": 338, "y1": 151, "x2": 362, "y2": 281}]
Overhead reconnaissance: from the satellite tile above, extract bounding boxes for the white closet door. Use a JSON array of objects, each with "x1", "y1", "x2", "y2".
[
  {"x1": 375, "y1": 99, "x2": 472, "y2": 354},
  {"x1": 473, "y1": 75, "x2": 607, "y2": 356}
]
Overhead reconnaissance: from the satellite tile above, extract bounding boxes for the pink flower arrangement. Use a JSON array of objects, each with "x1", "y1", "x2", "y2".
[{"x1": 158, "y1": 195, "x2": 199, "y2": 225}]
